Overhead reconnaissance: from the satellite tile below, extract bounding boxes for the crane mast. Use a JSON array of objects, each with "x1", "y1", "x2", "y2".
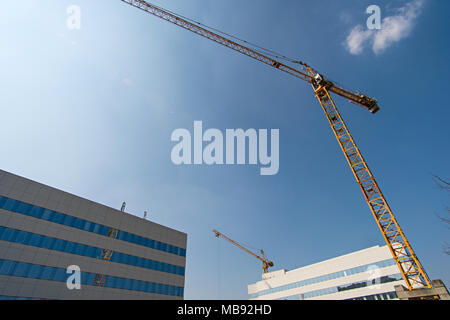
[
  {"x1": 121, "y1": 0, "x2": 432, "y2": 290},
  {"x1": 213, "y1": 229, "x2": 274, "y2": 274}
]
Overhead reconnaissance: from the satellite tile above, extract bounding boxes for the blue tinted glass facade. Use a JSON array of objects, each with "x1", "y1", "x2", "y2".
[
  {"x1": 348, "y1": 291, "x2": 397, "y2": 300},
  {"x1": 249, "y1": 258, "x2": 397, "y2": 298},
  {"x1": 0, "y1": 296, "x2": 46, "y2": 300},
  {"x1": 0, "y1": 196, "x2": 186, "y2": 257},
  {"x1": 279, "y1": 274, "x2": 403, "y2": 300},
  {"x1": 0, "y1": 258, "x2": 183, "y2": 297},
  {"x1": 0, "y1": 226, "x2": 184, "y2": 276}
]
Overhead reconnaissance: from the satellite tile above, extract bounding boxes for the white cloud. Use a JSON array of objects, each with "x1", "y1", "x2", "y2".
[
  {"x1": 345, "y1": 0, "x2": 425, "y2": 55},
  {"x1": 346, "y1": 25, "x2": 372, "y2": 55}
]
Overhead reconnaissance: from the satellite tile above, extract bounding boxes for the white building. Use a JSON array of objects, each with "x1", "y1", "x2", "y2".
[{"x1": 248, "y1": 245, "x2": 406, "y2": 300}]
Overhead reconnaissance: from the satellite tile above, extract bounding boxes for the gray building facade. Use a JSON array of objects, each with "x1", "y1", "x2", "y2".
[{"x1": 0, "y1": 169, "x2": 187, "y2": 299}]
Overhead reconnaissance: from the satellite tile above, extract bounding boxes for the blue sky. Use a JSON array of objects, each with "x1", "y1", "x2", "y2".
[{"x1": 0, "y1": 0, "x2": 449, "y2": 299}]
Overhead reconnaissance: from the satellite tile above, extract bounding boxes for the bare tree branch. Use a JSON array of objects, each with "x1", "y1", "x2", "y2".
[
  {"x1": 432, "y1": 174, "x2": 450, "y2": 191},
  {"x1": 432, "y1": 174, "x2": 450, "y2": 255}
]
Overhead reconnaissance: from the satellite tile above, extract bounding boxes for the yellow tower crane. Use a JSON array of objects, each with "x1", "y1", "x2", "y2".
[
  {"x1": 213, "y1": 229, "x2": 274, "y2": 274},
  {"x1": 120, "y1": 0, "x2": 433, "y2": 291}
]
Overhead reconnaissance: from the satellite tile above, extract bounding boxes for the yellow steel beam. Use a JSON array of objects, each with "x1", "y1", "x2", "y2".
[{"x1": 307, "y1": 66, "x2": 432, "y2": 290}]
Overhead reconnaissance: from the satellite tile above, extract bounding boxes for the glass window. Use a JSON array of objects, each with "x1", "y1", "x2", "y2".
[
  {"x1": 136, "y1": 257, "x2": 144, "y2": 268},
  {"x1": 84, "y1": 246, "x2": 96, "y2": 258},
  {"x1": 1, "y1": 261, "x2": 17, "y2": 275},
  {"x1": 83, "y1": 222, "x2": 91, "y2": 231},
  {"x1": 115, "y1": 278, "x2": 125, "y2": 290},
  {"x1": 12, "y1": 262, "x2": 30, "y2": 277},
  {"x1": 126, "y1": 279, "x2": 134, "y2": 290},
  {"x1": 73, "y1": 218, "x2": 84, "y2": 229},
  {"x1": 138, "y1": 281, "x2": 147, "y2": 292},
  {"x1": 52, "y1": 239, "x2": 65, "y2": 251},
  {"x1": 41, "y1": 266, "x2": 56, "y2": 280},
  {"x1": 128, "y1": 256, "x2": 137, "y2": 266},
  {"x1": 73, "y1": 243, "x2": 85, "y2": 255},
  {"x1": 2, "y1": 228, "x2": 15, "y2": 242},
  {"x1": 110, "y1": 276, "x2": 120, "y2": 289},
  {"x1": 53, "y1": 212, "x2": 64, "y2": 224},
  {"x1": 16, "y1": 203, "x2": 31, "y2": 215},
  {"x1": 29, "y1": 206, "x2": 43, "y2": 219},
  {"x1": 85, "y1": 273, "x2": 95, "y2": 285},
  {"x1": 0, "y1": 227, "x2": 5, "y2": 239},
  {"x1": 92, "y1": 224, "x2": 100, "y2": 234},
  {"x1": 65, "y1": 242, "x2": 75, "y2": 254},
  {"x1": 131, "y1": 280, "x2": 139, "y2": 291},
  {"x1": 0, "y1": 196, "x2": 7, "y2": 207},
  {"x1": 79, "y1": 272, "x2": 88, "y2": 285},
  {"x1": 98, "y1": 225, "x2": 108, "y2": 236},
  {"x1": 3, "y1": 199, "x2": 16, "y2": 211},
  {"x1": 54, "y1": 268, "x2": 66, "y2": 282},
  {"x1": 86, "y1": 223, "x2": 95, "y2": 233},
  {"x1": 41, "y1": 209, "x2": 52, "y2": 220},
  {"x1": 161, "y1": 284, "x2": 169, "y2": 295},
  {"x1": 41, "y1": 237, "x2": 55, "y2": 249},
  {"x1": 62, "y1": 215, "x2": 74, "y2": 227},
  {"x1": 15, "y1": 230, "x2": 31, "y2": 245},
  {"x1": 104, "y1": 276, "x2": 113, "y2": 288},
  {"x1": 28, "y1": 264, "x2": 42, "y2": 279}
]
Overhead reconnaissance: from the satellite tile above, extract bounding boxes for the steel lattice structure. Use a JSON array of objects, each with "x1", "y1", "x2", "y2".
[
  {"x1": 120, "y1": 0, "x2": 432, "y2": 290},
  {"x1": 306, "y1": 67, "x2": 431, "y2": 289}
]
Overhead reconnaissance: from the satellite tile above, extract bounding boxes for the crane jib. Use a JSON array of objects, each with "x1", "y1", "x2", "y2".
[{"x1": 120, "y1": 0, "x2": 379, "y2": 113}]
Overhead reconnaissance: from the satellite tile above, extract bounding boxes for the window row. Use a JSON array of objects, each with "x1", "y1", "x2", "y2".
[
  {"x1": 280, "y1": 274, "x2": 402, "y2": 300},
  {"x1": 0, "y1": 196, "x2": 186, "y2": 257},
  {"x1": 0, "y1": 296, "x2": 44, "y2": 300},
  {"x1": 250, "y1": 258, "x2": 396, "y2": 298},
  {"x1": 0, "y1": 226, "x2": 184, "y2": 276},
  {"x1": 0, "y1": 259, "x2": 184, "y2": 297},
  {"x1": 349, "y1": 291, "x2": 397, "y2": 301}
]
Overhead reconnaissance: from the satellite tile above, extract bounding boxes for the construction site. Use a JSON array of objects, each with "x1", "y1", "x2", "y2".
[{"x1": 0, "y1": 0, "x2": 448, "y2": 302}]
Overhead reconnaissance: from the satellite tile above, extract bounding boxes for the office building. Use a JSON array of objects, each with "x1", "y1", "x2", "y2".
[
  {"x1": 248, "y1": 245, "x2": 405, "y2": 300},
  {"x1": 0, "y1": 169, "x2": 187, "y2": 299}
]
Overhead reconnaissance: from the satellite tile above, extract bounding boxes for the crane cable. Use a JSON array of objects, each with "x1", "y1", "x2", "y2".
[
  {"x1": 217, "y1": 235, "x2": 221, "y2": 299},
  {"x1": 148, "y1": 1, "x2": 306, "y2": 66}
]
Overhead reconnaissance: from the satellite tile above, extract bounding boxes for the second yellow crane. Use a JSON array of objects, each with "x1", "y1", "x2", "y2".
[{"x1": 213, "y1": 229, "x2": 274, "y2": 274}]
